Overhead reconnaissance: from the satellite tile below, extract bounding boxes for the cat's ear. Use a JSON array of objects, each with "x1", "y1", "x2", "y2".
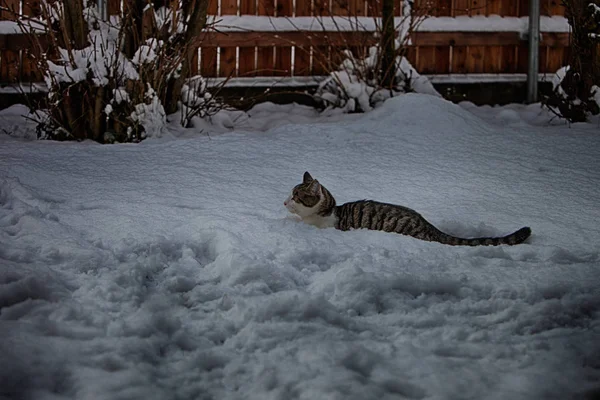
[
  {"x1": 308, "y1": 179, "x2": 320, "y2": 195},
  {"x1": 303, "y1": 171, "x2": 313, "y2": 183}
]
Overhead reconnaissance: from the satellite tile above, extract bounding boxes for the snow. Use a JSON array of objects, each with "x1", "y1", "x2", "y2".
[
  {"x1": 427, "y1": 73, "x2": 557, "y2": 84},
  {"x1": 210, "y1": 15, "x2": 570, "y2": 33},
  {"x1": 44, "y1": 8, "x2": 139, "y2": 87},
  {"x1": 0, "y1": 73, "x2": 564, "y2": 96},
  {"x1": 0, "y1": 20, "x2": 45, "y2": 34},
  {"x1": 133, "y1": 39, "x2": 162, "y2": 65},
  {"x1": 0, "y1": 15, "x2": 568, "y2": 37},
  {"x1": 1, "y1": 94, "x2": 600, "y2": 399}
]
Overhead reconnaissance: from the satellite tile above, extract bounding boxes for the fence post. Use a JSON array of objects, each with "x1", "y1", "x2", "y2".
[
  {"x1": 527, "y1": 0, "x2": 540, "y2": 103},
  {"x1": 97, "y1": 0, "x2": 106, "y2": 19}
]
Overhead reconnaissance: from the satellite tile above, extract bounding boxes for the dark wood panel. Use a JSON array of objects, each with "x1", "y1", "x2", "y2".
[
  {"x1": 274, "y1": 46, "x2": 292, "y2": 76},
  {"x1": 452, "y1": 45, "x2": 468, "y2": 73},
  {"x1": 219, "y1": 46, "x2": 237, "y2": 77},
  {"x1": 294, "y1": 46, "x2": 311, "y2": 75},
  {"x1": 200, "y1": 47, "x2": 218, "y2": 77},
  {"x1": 238, "y1": 47, "x2": 256, "y2": 76},
  {"x1": 198, "y1": 31, "x2": 379, "y2": 47},
  {"x1": 416, "y1": 46, "x2": 436, "y2": 74},
  {"x1": 0, "y1": 32, "x2": 570, "y2": 51},
  {"x1": 412, "y1": 32, "x2": 520, "y2": 46},
  {"x1": 466, "y1": 45, "x2": 485, "y2": 72}
]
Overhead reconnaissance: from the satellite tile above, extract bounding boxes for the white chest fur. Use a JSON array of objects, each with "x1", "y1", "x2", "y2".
[{"x1": 301, "y1": 213, "x2": 337, "y2": 229}]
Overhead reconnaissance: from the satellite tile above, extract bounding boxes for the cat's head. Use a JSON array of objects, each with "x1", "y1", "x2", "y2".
[{"x1": 284, "y1": 172, "x2": 335, "y2": 217}]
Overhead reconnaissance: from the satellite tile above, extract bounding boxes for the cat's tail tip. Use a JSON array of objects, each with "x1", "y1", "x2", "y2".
[{"x1": 510, "y1": 226, "x2": 532, "y2": 245}]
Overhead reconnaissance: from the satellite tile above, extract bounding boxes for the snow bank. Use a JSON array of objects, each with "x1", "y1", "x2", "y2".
[
  {"x1": 0, "y1": 104, "x2": 39, "y2": 140},
  {"x1": 210, "y1": 15, "x2": 570, "y2": 33},
  {"x1": 0, "y1": 94, "x2": 599, "y2": 399}
]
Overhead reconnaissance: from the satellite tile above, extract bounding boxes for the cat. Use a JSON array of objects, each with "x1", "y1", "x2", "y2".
[{"x1": 284, "y1": 172, "x2": 531, "y2": 246}]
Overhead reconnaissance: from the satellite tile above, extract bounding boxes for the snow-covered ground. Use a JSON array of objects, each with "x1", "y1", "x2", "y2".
[{"x1": 1, "y1": 94, "x2": 599, "y2": 400}]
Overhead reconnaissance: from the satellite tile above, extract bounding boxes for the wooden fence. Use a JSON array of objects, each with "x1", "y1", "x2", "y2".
[{"x1": 0, "y1": 0, "x2": 569, "y2": 85}]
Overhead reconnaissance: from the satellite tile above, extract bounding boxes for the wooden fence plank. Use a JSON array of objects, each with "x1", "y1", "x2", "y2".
[
  {"x1": 241, "y1": 0, "x2": 257, "y2": 14},
  {"x1": 517, "y1": 43, "x2": 528, "y2": 72},
  {"x1": 452, "y1": 45, "x2": 468, "y2": 73},
  {"x1": 274, "y1": 46, "x2": 292, "y2": 75},
  {"x1": 23, "y1": 0, "x2": 42, "y2": 17},
  {"x1": 540, "y1": 0, "x2": 550, "y2": 15},
  {"x1": 366, "y1": 0, "x2": 381, "y2": 16},
  {"x1": 517, "y1": 0, "x2": 528, "y2": 16},
  {"x1": 486, "y1": 0, "x2": 502, "y2": 15},
  {"x1": 1, "y1": 0, "x2": 19, "y2": 19},
  {"x1": 350, "y1": 0, "x2": 366, "y2": 16},
  {"x1": 435, "y1": 0, "x2": 452, "y2": 16},
  {"x1": 502, "y1": 45, "x2": 517, "y2": 72},
  {"x1": 194, "y1": 31, "x2": 568, "y2": 50},
  {"x1": 221, "y1": 0, "x2": 238, "y2": 78},
  {"x1": 277, "y1": 0, "x2": 293, "y2": 15},
  {"x1": 258, "y1": 0, "x2": 276, "y2": 15},
  {"x1": 312, "y1": 46, "x2": 330, "y2": 74},
  {"x1": 296, "y1": 0, "x2": 312, "y2": 15},
  {"x1": 395, "y1": 0, "x2": 402, "y2": 15},
  {"x1": 546, "y1": 46, "x2": 567, "y2": 73},
  {"x1": 294, "y1": 46, "x2": 311, "y2": 75},
  {"x1": 21, "y1": 0, "x2": 43, "y2": 82},
  {"x1": 435, "y1": 46, "x2": 450, "y2": 73},
  {"x1": 416, "y1": 46, "x2": 436, "y2": 74},
  {"x1": 222, "y1": 0, "x2": 238, "y2": 14},
  {"x1": 484, "y1": 45, "x2": 502, "y2": 72},
  {"x1": 468, "y1": 46, "x2": 484, "y2": 72},
  {"x1": 219, "y1": 46, "x2": 236, "y2": 77},
  {"x1": 238, "y1": 47, "x2": 256, "y2": 76},
  {"x1": 542, "y1": 33, "x2": 570, "y2": 47},
  {"x1": 198, "y1": 31, "x2": 378, "y2": 47},
  {"x1": 548, "y1": 0, "x2": 564, "y2": 15},
  {"x1": 452, "y1": 0, "x2": 470, "y2": 16},
  {"x1": 470, "y1": 0, "x2": 486, "y2": 15},
  {"x1": 275, "y1": 0, "x2": 293, "y2": 72},
  {"x1": 1, "y1": 0, "x2": 21, "y2": 83},
  {"x1": 486, "y1": 0, "x2": 517, "y2": 16},
  {"x1": 411, "y1": 32, "x2": 520, "y2": 46},
  {"x1": 315, "y1": 0, "x2": 331, "y2": 15},
  {"x1": 21, "y1": 49, "x2": 43, "y2": 82},
  {"x1": 466, "y1": 45, "x2": 485, "y2": 72},
  {"x1": 538, "y1": 45, "x2": 548, "y2": 72},
  {"x1": 208, "y1": 0, "x2": 218, "y2": 14},
  {"x1": 256, "y1": 47, "x2": 274, "y2": 75},
  {"x1": 331, "y1": 0, "x2": 350, "y2": 15},
  {"x1": 200, "y1": 47, "x2": 218, "y2": 77},
  {"x1": 107, "y1": 0, "x2": 121, "y2": 15},
  {"x1": 0, "y1": 48, "x2": 19, "y2": 82}
]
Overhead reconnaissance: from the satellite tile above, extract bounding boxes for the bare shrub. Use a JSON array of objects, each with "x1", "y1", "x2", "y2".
[
  {"x1": 18, "y1": 0, "x2": 215, "y2": 142},
  {"x1": 543, "y1": 0, "x2": 600, "y2": 122},
  {"x1": 309, "y1": 0, "x2": 438, "y2": 112}
]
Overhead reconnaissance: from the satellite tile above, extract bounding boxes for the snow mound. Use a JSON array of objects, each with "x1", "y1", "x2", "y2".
[
  {"x1": 367, "y1": 93, "x2": 489, "y2": 130},
  {"x1": 0, "y1": 104, "x2": 39, "y2": 140}
]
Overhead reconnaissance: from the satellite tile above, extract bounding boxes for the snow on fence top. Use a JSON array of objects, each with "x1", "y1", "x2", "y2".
[
  {"x1": 210, "y1": 15, "x2": 568, "y2": 32},
  {"x1": 0, "y1": 0, "x2": 570, "y2": 85}
]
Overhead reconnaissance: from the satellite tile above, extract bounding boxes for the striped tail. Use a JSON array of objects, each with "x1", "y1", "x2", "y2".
[{"x1": 436, "y1": 227, "x2": 532, "y2": 246}]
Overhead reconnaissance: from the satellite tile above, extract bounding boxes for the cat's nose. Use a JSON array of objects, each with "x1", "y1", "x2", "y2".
[{"x1": 284, "y1": 201, "x2": 287, "y2": 206}]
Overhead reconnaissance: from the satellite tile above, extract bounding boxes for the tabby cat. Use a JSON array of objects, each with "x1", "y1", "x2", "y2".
[{"x1": 284, "y1": 172, "x2": 531, "y2": 246}]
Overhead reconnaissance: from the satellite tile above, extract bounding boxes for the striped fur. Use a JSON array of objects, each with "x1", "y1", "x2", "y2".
[{"x1": 285, "y1": 172, "x2": 532, "y2": 246}]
